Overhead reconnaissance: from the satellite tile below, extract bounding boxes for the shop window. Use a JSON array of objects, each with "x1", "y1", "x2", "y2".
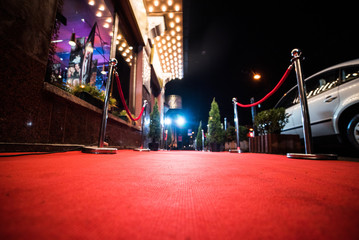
[
  {"x1": 47, "y1": 0, "x2": 114, "y2": 92},
  {"x1": 47, "y1": 0, "x2": 135, "y2": 116}
]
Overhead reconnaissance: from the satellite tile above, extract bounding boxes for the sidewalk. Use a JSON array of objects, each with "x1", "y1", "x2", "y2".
[{"x1": 1, "y1": 150, "x2": 359, "y2": 239}]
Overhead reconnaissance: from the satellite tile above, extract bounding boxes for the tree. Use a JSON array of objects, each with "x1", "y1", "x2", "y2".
[
  {"x1": 149, "y1": 99, "x2": 161, "y2": 143},
  {"x1": 207, "y1": 98, "x2": 224, "y2": 146},
  {"x1": 196, "y1": 121, "x2": 203, "y2": 150}
]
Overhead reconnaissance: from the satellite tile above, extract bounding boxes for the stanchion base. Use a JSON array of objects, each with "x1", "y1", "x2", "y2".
[
  {"x1": 229, "y1": 149, "x2": 241, "y2": 153},
  {"x1": 82, "y1": 146, "x2": 117, "y2": 154},
  {"x1": 133, "y1": 148, "x2": 150, "y2": 152},
  {"x1": 287, "y1": 153, "x2": 337, "y2": 160}
]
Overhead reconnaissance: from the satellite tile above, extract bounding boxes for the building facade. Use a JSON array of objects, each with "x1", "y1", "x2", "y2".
[{"x1": 0, "y1": 0, "x2": 183, "y2": 151}]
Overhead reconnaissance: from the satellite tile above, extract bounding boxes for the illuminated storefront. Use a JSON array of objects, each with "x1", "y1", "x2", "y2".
[{"x1": 0, "y1": 0, "x2": 183, "y2": 150}]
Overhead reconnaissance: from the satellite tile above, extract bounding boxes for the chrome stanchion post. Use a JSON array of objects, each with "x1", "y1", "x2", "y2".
[
  {"x1": 231, "y1": 98, "x2": 241, "y2": 153},
  {"x1": 287, "y1": 49, "x2": 337, "y2": 160},
  {"x1": 250, "y1": 97, "x2": 256, "y2": 137},
  {"x1": 134, "y1": 100, "x2": 150, "y2": 152},
  {"x1": 98, "y1": 58, "x2": 118, "y2": 148},
  {"x1": 82, "y1": 58, "x2": 118, "y2": 154},
  {"x1": 291, "y1": 49, "x2": 313, "y2": 154},
  {"x1": 201, "y1": 129, "x2": 205, "y2": 152}
]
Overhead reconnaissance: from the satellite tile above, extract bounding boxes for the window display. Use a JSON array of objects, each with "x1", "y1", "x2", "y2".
[{"x1": 48, "y1": 0, "x2": 114, "y2": 91}]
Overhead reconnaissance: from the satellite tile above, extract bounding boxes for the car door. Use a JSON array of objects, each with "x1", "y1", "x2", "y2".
[
  {"x1": 275, "y1": 87, "x2": 298, "y2": 135},
  {"x1": 292, "y1": 70, "x2": 340, "y2": 138}
]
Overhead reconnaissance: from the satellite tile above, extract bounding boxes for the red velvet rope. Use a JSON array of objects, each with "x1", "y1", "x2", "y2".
[
  {"x1": 236, "y1": 64, "x2": 293, "y2": 108},
  {"x1": 114, "y1": 72, "x2": 145, "y2": 121}
]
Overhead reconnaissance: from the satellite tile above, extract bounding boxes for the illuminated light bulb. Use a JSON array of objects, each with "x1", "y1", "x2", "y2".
[
  {"x1": 154, "y1": 0, "x2": 159, "y2": 6},
  {"x1": 88, "y1": 0, "x2": 95, "y2": 6},
  {"x1": 103, "y1": 23, "x2": 109, "y2": 28},
  {"x1": 169, "y1": 12, "x2": 174, "y2": 18},
  {"x1": 157, "y1": 43, "x2": 161, "y2": 47},
  {"x1": 170, "y1": 22, "x2": 175, "y2": 28},
  {"x1": 69, "y1": 33, "x2": 76, "y2": 46},
  {"x1": 172, "y1": 39, "x2": 176, "y2": 44},
  {"x1": 101, "y1": 65, "x2": 106, "y2": 75},
  {"x1": 117, "y1": 34, "x2": 122, "y2": 39},
  {"x1": 170, "y1": 30, "x2": 175, "y2": 36},
  {"x1": 149, "y1": 6, "x2": 154, "y2": 12},
  {"x1": 167, "y1": 42, "x2": 171, "y2": 47},
  {"x1": 176, "y1": 26, "x2": 181, "y2": 32},
  {"x1": 99, "y1": 5, "x2": 105, "y2": 11},
  {"x1": 176, "y1": 36, "x2": 181, "y2": 40},
  {"x1": 96, "y1": 11, "x2": 102, "y2": 17},
  {"x1": 126, "y1": 58, "x2": 131, "y2": 62},
  {"x1": 121, "y1": 42, "x2": 126, "y2": 47},
  {"x1": 162, "y1": 39, "x2": 166, "y2": 44},
  {"x1": 119, "y1": 47, "x2": 123, "y2": 51},
  {"x1": 109, "y1": 32, "x2": 113, "y2": 36},
  {"x1": 168, "y1": 0, "x2": 173, "y2": 6},
  {"x1": 177, "y1": 42, "x2": 181, "y2": 47},
  {"x1": 125, "y1": 49, "x2": 130, "y2": 53},
  {"x1": 129, "y1": 46, "x2": 133, "y2": 50},
  {"x1": 166, "y1": 36, "x2": 170, "y2": 41},
  {"x1": 106, "y1": 18, "x2": 112, "y2": 23},
  {"x1": 161, "y1": 5, "x2": 167, "y2": 11},
  {"x1": 175, "y1": 5, "x2": 180, "y2": 11},
  {"x1": 175, "y1": 17, "x2": 180, "y2": 23},
  {"x1": 116, "y1": 40, "x2": 119, "y2": 45},
  {"x1": 253, "y1": 73, "x2": 261, "y2": 80}
]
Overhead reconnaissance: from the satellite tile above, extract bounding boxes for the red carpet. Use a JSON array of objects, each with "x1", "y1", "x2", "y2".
[{"x1": 0, "y1": 151, "x2": 359, "y2": 239}]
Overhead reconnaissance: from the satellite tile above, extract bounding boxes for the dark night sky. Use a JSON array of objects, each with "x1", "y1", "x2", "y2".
[{"x1": 166, "y1": 1, "x2": 359, "y2": 130}]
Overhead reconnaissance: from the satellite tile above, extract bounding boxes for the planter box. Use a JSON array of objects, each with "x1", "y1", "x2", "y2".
[
  {"x1": 210, "y1": 143, "x2": 221, "y2": 152},
  {"x1": 249, "y1": 134, "x2": 301, "y2": 154},
  {"x1": 75, "y1": 91, "x2": 103, "y2": 109},
  {"x1": 149, "y1": 142, "x2": 159, "y2": 151},
  {"x1": 225, "y1": 141, "x2": 249, "y2": 152}
]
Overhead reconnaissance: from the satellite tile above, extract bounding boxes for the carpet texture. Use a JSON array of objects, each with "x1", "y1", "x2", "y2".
[{"x1": 0, "y1": 150, "x2": 359, "y2": 239}]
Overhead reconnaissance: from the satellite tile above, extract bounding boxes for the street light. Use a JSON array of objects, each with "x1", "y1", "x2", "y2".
[
  {"x1": 253, "y1": 73, "x2": 261, "y2": 80},
  {"x1": 175, "y1": 116, "x2": 185, "y2": 127},
  {"x1": 165, "y1": 117, "x2": 172, "y2": 125}
]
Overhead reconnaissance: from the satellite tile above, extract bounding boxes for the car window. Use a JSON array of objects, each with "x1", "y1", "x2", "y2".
[
  {"x1": 305, "y1": 70, "x2": 339, "y2": 99},
  {"x1": 276, "y1": 87, "x2": 298, "y2": 108},
  {"x1": 341, "y1": 65, "x2": 359, "y2": 83}
]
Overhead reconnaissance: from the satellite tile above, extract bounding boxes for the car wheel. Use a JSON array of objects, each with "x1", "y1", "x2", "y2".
[{"x1": 347, "y1": 114, "x2": 359, "y2": 151}]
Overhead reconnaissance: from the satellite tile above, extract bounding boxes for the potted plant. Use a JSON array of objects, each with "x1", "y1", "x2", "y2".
[
  {"x1": 149, "y1": 99, "x2": 161, "y2": 151},
  {"x1": 207, "y1": 98, "x2": 224, "y2": 152},
  {"x1": 195, "y1": 121, "x2": 203, "y2": 151},
  {"x1": 250, "y1": 107, "x2": 300, "y2": 154},
  {"x1": 72, "y1": 84, "x2": 116, "y2": 109}
]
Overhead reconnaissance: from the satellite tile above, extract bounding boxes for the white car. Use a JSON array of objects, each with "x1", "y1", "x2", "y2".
[{"x1": 275, "y1": 59, "x2": 359, "y2": 151}]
